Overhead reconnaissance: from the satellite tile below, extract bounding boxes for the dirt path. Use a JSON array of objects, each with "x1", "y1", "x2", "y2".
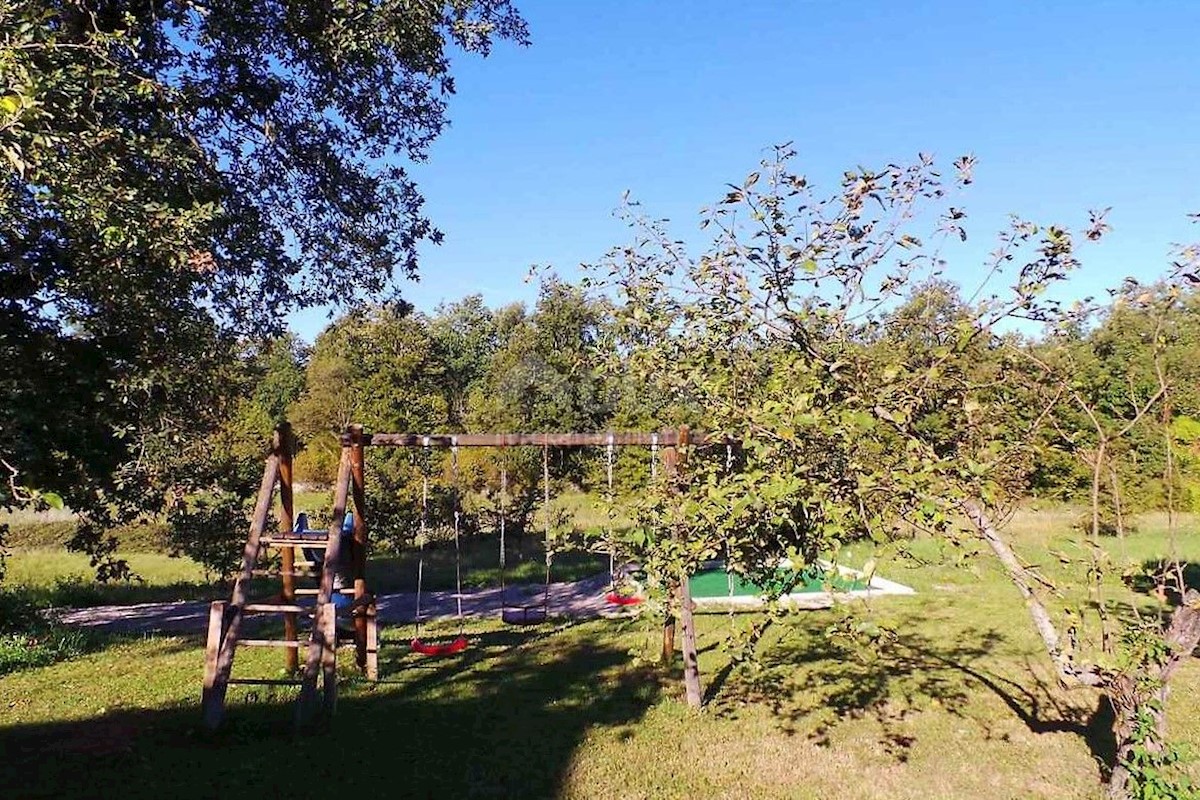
[{"x1": 55, "y1": 574, "x2": 620, "y2": 636}]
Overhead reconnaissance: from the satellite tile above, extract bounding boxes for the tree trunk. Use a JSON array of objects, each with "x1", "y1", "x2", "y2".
[
  {"x1": 1106, "y1": 673, "x2": 1180, "y2": 799},
  {"x1": 1105, "y1": 592, "x2": 1200, "y2": 800},
  {"x1": 662, "y1": 592, "x2": 676, "y2": 664},
  {"x1": 679, "y1": 577, "x2": 703, "y2": 709}
]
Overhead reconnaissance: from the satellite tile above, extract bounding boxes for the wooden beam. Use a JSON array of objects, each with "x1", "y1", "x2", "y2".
[
  {"x1": 200, "y1": 601, "x2": 227, "y2": 729},
  {"x1": 354, "y1": 431, "x2": 730, "y2": 448},
  {"x1": 320, "y1": 602, "x2": 338, "y2": 718}
]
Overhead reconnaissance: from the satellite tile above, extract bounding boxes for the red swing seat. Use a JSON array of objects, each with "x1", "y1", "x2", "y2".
[
  {"x1": 410, "y1": 635, "x2": 469, "y2": 656},
  {"x1": 604, "y1": 592, "x2": 643, "y2": 606}
]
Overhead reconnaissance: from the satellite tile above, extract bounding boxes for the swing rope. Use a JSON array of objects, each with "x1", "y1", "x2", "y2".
[
  {"x1": 452, "y1": 439, "x2": 464, "y2": 630},
  {"x1": 606, "y1": 433, "x2": 615, "y2": 587},
  {"x1": 541, "y1": 442, "x2": 552, "y2": 614},
  {"x1": 604, "y1": 434, "x2": 642, "y2": 608},
  {"x1": 725, "y1": 442, "x2": 736, "y2": 619},
  {"x1": 411, "y1": 435, "x2": 468, "y2": 656},
  {"x1": 499, "y1": 459, "x2": 507, "y2": 606},
  {"x1": 499, "y1": 445, "x2": 550, "y2": 625},
  {"x1": 413, "y1": 436, "x2": 429, "y2": 638}
]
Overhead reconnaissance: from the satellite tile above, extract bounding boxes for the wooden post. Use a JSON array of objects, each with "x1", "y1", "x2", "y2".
[
  {"x1": 277, "y1": 423, "x2": 298, "y2": 673},
  {"x1": 320, "y1": 602, "x2": 338, "y2": 718},
  {"x1": 365, "y1": 600, "x2": 378, "y2": 681},
  {"x1": 201, "y1": 600, "x2": 227, "y2": 729},
  {"x1": 348, "y1": 425, "x2": 369, "y2": 674}
]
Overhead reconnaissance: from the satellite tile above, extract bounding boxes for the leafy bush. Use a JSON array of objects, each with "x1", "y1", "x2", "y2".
[
  {"x1": 0, "y1": 629, "x2": 89, "y2": 674},
  {"x1": 0, "y1": 589, "x2": 91, "y2": 675}
]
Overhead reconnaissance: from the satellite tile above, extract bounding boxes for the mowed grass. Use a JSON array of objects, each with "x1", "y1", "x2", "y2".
[{"x1": 2, "y1": 508, "x2": 1199, "y2": 799}]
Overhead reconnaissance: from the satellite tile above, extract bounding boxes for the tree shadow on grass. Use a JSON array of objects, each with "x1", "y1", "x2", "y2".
[
  {"x1": 0, "y1": 626, "x2": 661, "y2": 800},
  {"x1": 710, "y1": 617, "x2": 1115, "y2": 778}
]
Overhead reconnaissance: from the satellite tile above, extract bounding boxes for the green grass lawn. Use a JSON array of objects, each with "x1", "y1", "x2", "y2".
[{"x1": 2, "y1": 507, "x2": 1198, "y2": 798}]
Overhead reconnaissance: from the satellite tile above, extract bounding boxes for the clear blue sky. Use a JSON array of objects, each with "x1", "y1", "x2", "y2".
[{"x1": 289, "y1": 0, "x2": 1200, "y2": 342}]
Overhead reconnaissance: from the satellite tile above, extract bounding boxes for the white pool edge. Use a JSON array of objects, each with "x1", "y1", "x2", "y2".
[{"x1": 690, "y1": 558, "x2": 915, "y2": 608}]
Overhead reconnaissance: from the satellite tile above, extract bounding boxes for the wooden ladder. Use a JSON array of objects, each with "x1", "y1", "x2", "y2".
[{"x1": 200, "y1": 425, "x2": 377, "y2": 731}]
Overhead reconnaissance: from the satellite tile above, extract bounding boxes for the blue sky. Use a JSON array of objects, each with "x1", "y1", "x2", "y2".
[{"x1": 289, "y1": 1, "x2": 1200, "y2": 341}]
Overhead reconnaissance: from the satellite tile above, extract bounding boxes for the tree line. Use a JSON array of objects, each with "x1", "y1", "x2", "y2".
[{"x1": 241, "y1": 276, "x2": 1200, "y2": 518}]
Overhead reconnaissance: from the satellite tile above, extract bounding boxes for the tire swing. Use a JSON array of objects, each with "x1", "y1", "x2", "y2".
[
  {"x1": 602, "y1": 433, "x2": 645, "y2": 614},
  {"x1": 411, "y1": 436, "x2": 469, "y2": 656},
  {"x1": 500, "y1": 443, "x2": 553, "y2": 626}
]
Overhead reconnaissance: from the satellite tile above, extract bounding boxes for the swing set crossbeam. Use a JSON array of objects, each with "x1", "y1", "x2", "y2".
[{"x1": 350, "y1": 431, "x2": 727, "y2": 448}]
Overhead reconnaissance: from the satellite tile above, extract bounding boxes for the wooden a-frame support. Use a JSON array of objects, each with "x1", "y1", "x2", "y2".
[{"x1": 201, "y1": 423, "x2": 377, "y2": 731}]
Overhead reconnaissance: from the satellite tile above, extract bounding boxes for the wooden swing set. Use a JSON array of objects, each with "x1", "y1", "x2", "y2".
[{"x1": 200, "y1": 422, "x2": 711, "y2": 730}]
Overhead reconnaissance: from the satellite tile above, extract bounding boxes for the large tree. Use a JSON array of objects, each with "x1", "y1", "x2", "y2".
[{"x1": 0, "y1": 0, "x2": 526, "y2": 564}]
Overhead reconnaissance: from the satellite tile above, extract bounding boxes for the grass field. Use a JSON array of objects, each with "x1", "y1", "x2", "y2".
[{"x1": 1, "y1": 507, "x2": 1198, "y2": 798}]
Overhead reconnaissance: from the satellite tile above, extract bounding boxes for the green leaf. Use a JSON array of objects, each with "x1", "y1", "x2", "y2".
[{"x1": 41, "y1": 492, "x2": 64, "y2": 510}]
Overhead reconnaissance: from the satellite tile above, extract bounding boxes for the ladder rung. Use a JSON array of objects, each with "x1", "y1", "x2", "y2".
[
  {"x1": 295, "y1": 588, "x2": 355, "y2": 595},
  {"x1": 259, "y1": 537, "x2": 329, "y2": 548},
  {"x1": 227, "y1": 678, "x2": 304, "y2": 687},
  {"x1": 244, "y1": 603, "x2": 309, "y2": 613},
  {"x1": 239, "y1": 639, "x2": 303, "y2": 648}
]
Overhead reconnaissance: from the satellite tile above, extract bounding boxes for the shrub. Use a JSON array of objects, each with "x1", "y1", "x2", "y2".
[{"x1": 0, "y1": 588, "x2": 92, "y2": 675}]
